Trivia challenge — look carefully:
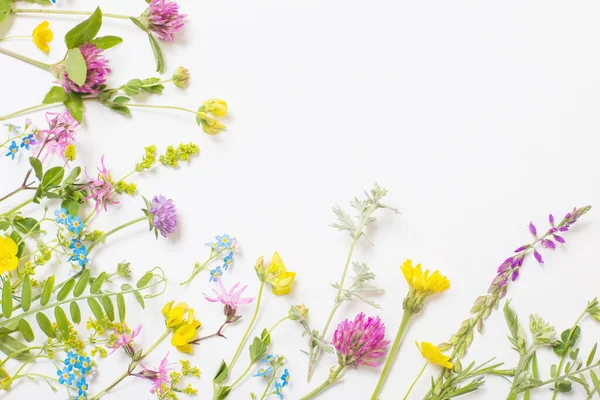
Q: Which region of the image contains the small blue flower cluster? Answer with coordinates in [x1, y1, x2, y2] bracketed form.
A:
[252, 355, 290, 399]
[3, 122, 36, 160]
[57, 351, 91, 400]
[55, 209, 88, 272]
[206, 234, 237, 283]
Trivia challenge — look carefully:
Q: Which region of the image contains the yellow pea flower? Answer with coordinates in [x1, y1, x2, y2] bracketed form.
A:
[416, 341, 453, 369]
[264, 252, 296, 296]
[162, 301, 189, 328]
[203, 99, 228, 116]
[401, 259, 449, 313]
[0, 236, 19, 274]
[197, 112, 226, 135]
[32, 21, 53, 53]
[171, 309, 201, 354]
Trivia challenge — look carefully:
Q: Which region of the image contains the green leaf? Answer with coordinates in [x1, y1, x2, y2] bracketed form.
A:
[215, 386, 232, 400]
[54, 306, 70, 337]
[591, 370, 600, 396]
[13, 217, 41, 235]
[65, 48, 88, 87]
[0, 221, 9, 231]
[249, 336, 268, 363]
[63, 166, 82, 186]
[89, 35, 123, 50]
[0, 335, 30, 361]
[57, 279, 76, 301]
[40, 276, 55, 306]
[531, 351, 539, 379]
[42, 166, 64, 189]
[65, 7, 103, 49]
[70, 302, 81, 324]
[2, 278, 13, 318]
[133, 290, 145, 309]
[116, 293, 126, 322]
[100, 100, 131, 116]
[29, 157, 43, 180]
[130, 17, 148, 32]
[9, 231, 24, 257]
[101, 296, 115, 321]
[90, 272, 107, 294]
[19, 320, 34, 342]
[61, 199, 80, 217]
[74, 269, 90, 297]
[87, 298, 104, 321]
[0, 0, 11, 24]
[213, 360, 228, 384]
[21, 275, 32, 312]
[42, 86, 68, 104]
[556, 380, 572, 393]
[147, 33, 165, 73]
[587, 343, 597, 367]
[36, 312, 56, 338]
[64, 92, 84, 123]
[136, 272, 153, 289]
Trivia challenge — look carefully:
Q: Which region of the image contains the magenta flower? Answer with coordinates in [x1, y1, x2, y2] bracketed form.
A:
[60, 43, 110, 95]
[144, 0, 186, 42]
[84, 155, 119, 212]
[138, 353, 172, 394]
[332, 312, 389, 368]
[204, 279, 254, 309]
[107, 324, 142, 357]
[38, 110, 79, 160]
[149, 195, 177, 237]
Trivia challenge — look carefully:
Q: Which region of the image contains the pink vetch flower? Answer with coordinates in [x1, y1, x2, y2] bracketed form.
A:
[84, 155, 119, 212]
[204, 278, 255, 309]
[38, 110, 79, 160]
[60, 43, 110, 95]
[138, 353, 173, 394]
[107, 324, 142, 357]
[143, 0, 186, 42]
[149, 195, 177, 237]
[332, 312, 389, 368]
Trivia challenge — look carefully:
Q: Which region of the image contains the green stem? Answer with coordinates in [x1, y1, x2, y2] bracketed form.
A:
[87, 216, 147, 252]
[370, 310, 414, 400]
[403, 362, 429, 400]
[300, 365, 345, 400]
[268, 316, 289, 335]
[0, 47, 52, 70]
[90, 329, 170, 400]
[507, 346, 536, 398]
[228, 281, 265, 370]
[180, 250, 224, 285]
[127, 103, 197, 114]
[0, 103, 55, 121]
[259, 369, 278, 400]
[1, 197, 32, 214]
[533, 361, 600, 389]
[0, 35, 30, 41]
[229, 362, 254, 389]
[12, 8, 131, 20]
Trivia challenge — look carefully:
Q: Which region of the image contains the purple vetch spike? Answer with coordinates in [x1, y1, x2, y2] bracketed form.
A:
[549, 214, 555, 226]
[514, 245, 529, 253]
[553, 234, 566, 244]
[542, 239, 556, 249]
[559, 226, 569, 232]
[528, 222, 537, 236]
[533, 248, 543, 264]
[511, 269, 519, 281]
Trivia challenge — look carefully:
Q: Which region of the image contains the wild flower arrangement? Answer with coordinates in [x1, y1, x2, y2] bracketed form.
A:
[0, 1, 596, 400]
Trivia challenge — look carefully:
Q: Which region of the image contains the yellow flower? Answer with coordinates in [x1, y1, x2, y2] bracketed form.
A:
[171, 309, 201, 354]
[401, 259, 449, 313]
[203, 99, 228, 116]
[197, 112, 226, 135]
[162, 301, 189, 328]
[32, 21, 53, 53]
[264, 252, 296, 295]
[416, 341, 453, 369]
[65, 144, 77, 161]
[0, 236, 19, 274]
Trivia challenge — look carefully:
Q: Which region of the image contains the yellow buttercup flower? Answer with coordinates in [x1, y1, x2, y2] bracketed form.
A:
[0, 236, 19, 274]
[32, 21, 53, 53]
[416, 341, 453, 369]
[203, 99, 228, 116]
[171, 309, 201, 354]
[401, 259, 449, 313]
[162, 301, 189, 328]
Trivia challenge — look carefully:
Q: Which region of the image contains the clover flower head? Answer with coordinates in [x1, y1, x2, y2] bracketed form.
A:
[84, 155, 119, 212]
[60, 43, 110, 95]
[204, 278, 254, 309]
[332, 312, 389, 368]
[144, 0, 186, 42]
[149, 195, 177, 237]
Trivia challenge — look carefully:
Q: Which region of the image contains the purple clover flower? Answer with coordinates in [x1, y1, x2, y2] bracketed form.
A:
[60, 43, 110, 95]
[149, 195, 177, 237]
[332, 312, 389, 368]
[144, 0, 186, 42]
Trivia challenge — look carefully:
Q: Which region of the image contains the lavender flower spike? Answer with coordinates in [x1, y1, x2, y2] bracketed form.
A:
[149, 195, 177, 237]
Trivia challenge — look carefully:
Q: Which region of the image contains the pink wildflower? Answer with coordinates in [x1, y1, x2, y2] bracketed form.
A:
[107, 324, 142, 358]
[60, 43, 110, 95]
[38, 110, 79, 160]
[144, 0, 186, 42]
[84, 155, 119, 212]
[332, 312, 389, 368]
[139, 353, 173, 394]
[204, 279, 254, 309]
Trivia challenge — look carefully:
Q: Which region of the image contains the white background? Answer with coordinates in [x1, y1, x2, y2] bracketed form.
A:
[1, 1, 599, 399]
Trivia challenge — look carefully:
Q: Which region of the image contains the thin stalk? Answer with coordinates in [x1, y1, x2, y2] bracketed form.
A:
[532, 361, 600, 389]
[268, 316, 289, 335]
[90, 329, 171, 400]
[259, 369, 278, 400]
[300, 365, 345, 400]
[551, 310, 587, 400]
[12, 8, 131, 20]
[127, 103, 197, 114]
[2, 198, 32, 215]
[0, 103, 56, 121]
[507, 346, 536, 398]
[87, 216, 147, 252]
[403, 362, 429, 400]
[229, 362, 254, 389]
[181, 250, 224, 285]
[0, 36, 30, 41]
[0, 47, 52, 70]
[370, 310, 414, 399]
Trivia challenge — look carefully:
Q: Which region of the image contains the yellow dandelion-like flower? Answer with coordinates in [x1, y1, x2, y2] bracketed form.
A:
[32, 21, 53, 53]
[416, 341, 453, 369]
[401, 259, 449, 313]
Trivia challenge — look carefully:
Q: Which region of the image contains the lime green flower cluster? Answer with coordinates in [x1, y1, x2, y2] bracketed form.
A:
[159, 359, 201, 399]
[65, 144, 77, 162]
[159, 143, 200, 168]
[115, 180, 138, 195]
[136, 145, 158, 172]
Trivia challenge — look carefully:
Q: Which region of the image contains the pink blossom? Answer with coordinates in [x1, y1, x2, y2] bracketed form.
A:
[332, 312, 389, 368]
[84, 155, 119, 212]
[145, 0, 186, 42]
[60, 43, 110, 95]
[139, 353, 173, 394]
[107, 324, 142, 357]
[204, 279, 254, 309]
[38, 110, 79, 160]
